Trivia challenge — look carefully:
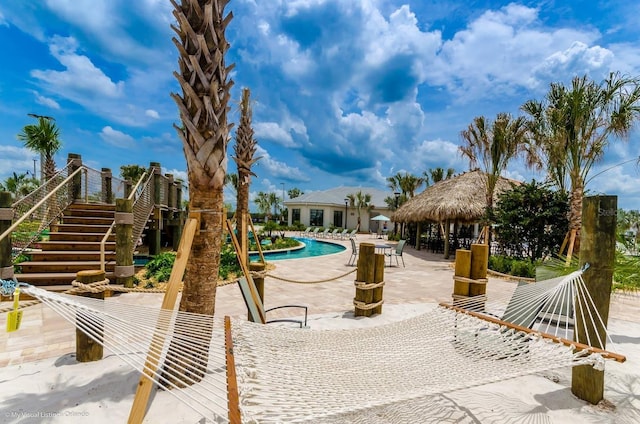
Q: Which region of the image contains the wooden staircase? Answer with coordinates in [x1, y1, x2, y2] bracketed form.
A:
[16, 203, 117, 292]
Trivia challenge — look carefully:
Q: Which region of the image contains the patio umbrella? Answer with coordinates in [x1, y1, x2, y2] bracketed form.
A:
[371, 215, 391, 221]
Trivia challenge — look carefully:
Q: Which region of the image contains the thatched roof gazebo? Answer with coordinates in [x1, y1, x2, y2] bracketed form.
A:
[392, 169, 519, 257]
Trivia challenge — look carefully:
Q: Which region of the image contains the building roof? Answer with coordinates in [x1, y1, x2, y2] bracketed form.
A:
[392, 169, 520, 223]
[285, 186, 391, 209]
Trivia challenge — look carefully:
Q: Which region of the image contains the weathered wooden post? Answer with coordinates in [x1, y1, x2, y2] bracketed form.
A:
[443, 219, 451, 259]
[249, 262, 266, 321]
[354, 243, 385, 317]
[452, 249, 471, 307]
[115, 198, 135, 288]
[75, 270, 105, 362]
[68, 153, 83, 202]
[572, 195, 617, 404]
[0, 192, 14, 282]
[469, 243, 489, 311]
[101, 168, 113, 204]
[148, 162, 162, 256]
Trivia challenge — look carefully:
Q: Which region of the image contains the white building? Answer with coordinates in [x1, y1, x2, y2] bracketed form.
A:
[284, 186, 393, 232]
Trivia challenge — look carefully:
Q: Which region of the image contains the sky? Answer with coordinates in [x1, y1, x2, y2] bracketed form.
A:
[1, 0, 640, 210]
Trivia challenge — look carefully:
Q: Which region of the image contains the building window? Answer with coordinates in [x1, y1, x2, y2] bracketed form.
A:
[310, 209, 324, 226]
[292, 208, 301, 224]
[333, 210, 343, 228]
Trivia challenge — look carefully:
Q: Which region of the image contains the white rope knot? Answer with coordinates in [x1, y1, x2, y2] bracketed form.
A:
[353, 298, 384, 310]
[354, 280, 385, 290]
[71, 278, 110, 293]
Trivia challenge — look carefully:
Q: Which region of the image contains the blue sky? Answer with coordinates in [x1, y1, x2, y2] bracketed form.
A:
[1, 0, 640, 210]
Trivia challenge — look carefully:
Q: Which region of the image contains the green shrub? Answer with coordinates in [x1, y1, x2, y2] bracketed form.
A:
[220, 244, 241, 280]
[489, 255, 536, 278]
[145, 252, 176, 282]
[509, 259, 536, 278]
[13, 253, 31, 272]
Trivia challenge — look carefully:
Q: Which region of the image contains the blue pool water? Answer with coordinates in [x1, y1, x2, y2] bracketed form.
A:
[250, 237, 345, 261]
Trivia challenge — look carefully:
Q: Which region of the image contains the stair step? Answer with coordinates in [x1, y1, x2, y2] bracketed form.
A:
[52, 224, 112, 233]
[38, 241, 116, 251]
[29, 251, 116, 262]
[64, 209, 115, 218]
[18, 261, 116, 273]
[62, 216, 114, 225]
[49, 232, 116, 242]
[67, 202, 115, 211]
[14, 272, 115, 286]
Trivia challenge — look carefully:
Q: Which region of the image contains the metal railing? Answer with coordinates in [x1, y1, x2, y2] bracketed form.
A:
[2, 165, 84, 257]
[131, 170, 155, 254]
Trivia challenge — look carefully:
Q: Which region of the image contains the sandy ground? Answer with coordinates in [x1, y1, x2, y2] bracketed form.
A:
[1, 236, 639, 423]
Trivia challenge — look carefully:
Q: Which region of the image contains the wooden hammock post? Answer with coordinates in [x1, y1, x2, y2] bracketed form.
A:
[75, 270, 105, 362]
[572, 195, 617, 405]
[354, 243, 384, 317]
[443, 219, 451, 259]
[128, 215, 199, 424]
[148, 162, 162, 256]
[115, 198, 135, 288]
[248, 261, 266, 321]
[469, 244, 488, 297]
[452, 249, 471, 307]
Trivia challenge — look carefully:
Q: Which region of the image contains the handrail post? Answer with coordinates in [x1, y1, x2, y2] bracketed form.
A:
[68, 153, 83, 203]
[0, 192, 14, 282]
[115, 199, 135, 288]
[102, 168, 113, 204]
[166, 174, 175, 210]
[148, 162, 162, 256]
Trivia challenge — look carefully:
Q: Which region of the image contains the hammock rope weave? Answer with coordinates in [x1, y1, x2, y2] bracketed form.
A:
[1, 269, 622, 423]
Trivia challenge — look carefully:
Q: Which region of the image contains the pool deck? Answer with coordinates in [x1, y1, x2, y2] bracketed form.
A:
[1, 232, 639, 367]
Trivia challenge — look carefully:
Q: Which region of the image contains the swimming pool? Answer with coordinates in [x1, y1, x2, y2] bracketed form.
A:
[250, 237, 345, 261]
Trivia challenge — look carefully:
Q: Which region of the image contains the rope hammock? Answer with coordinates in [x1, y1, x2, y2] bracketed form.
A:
[1, 268, 624, 423]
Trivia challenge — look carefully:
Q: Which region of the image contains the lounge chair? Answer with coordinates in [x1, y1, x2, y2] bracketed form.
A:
[385, 239, 406, 267]
[319, 228, 330, 238]
[300, 227, 312, 236]
[237, 276, 308, 327]
[329, 228, 340, 238]
[348, 238, 359, 266]
[348, 229, 357, 239]
[337, 229, 349, 239]
[310, 228, 320, 237]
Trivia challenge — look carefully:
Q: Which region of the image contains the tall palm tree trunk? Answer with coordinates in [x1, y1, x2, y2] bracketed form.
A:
[162, 0, 234, 385]
[568, 180, 584, 251]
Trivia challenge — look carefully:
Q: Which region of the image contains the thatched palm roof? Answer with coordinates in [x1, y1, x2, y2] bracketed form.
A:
[392, 169, 519, 223]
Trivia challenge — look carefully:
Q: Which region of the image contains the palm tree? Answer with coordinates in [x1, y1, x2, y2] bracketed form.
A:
[386, 172, 425, 198]
[288, 187, 304, 199]
[224, 172, 239, 197]
[0, 172, 40, 201]
[254, 191, 272, 218]
[170, 0, 234, 319]
[346, 190, 373, 231]
[17, 115, 62, 182]
[424, 167, 455, 185]
[232, 88, 261, 250]
[120, 164, 147, 183]
[460, 113, 527, 215]
[522, 73, 640, 241]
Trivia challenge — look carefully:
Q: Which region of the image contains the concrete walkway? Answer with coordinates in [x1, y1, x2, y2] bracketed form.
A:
[1, 234, 639, 367]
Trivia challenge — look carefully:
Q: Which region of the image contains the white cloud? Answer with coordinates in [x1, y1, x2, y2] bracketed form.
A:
[99, 126, 135, 148]
[145, 109, 160, 119]
[0, 146, 37, 181]
[253, 146, 309, 182]
[32, 91, 60, 109]
[31, 36, 124, 99]
[429, 4, 606, 98]
[254, 122, 295, 147]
